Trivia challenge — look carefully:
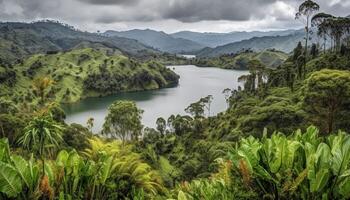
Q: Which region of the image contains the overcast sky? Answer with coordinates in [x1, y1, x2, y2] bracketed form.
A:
[0, 0, 349, 33]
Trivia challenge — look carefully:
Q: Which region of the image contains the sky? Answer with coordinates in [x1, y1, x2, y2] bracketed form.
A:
[0, 0, 349, 33]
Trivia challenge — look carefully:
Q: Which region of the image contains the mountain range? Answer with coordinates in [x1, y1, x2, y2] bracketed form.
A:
[0, 20, 306, 65]
[171, 29, 302, 48]
[104, 29, 205, 54]
[0, 21, 157, 65]
[104, 28, 305, 57]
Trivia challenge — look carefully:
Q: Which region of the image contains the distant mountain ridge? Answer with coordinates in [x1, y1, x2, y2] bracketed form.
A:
[196, 31, 305, 57]
[104, 29, 205, 54]
[171, 29, 303, 48]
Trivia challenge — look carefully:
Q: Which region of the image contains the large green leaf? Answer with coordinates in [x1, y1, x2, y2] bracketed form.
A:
[0, 161, 23, 197]
[310, 168, 330, 192]
[10, 155, 31, 189]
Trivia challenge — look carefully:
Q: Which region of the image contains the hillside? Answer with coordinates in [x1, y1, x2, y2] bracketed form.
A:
[0, 21, 157, 65]
[172, 29, 302, 48]
[0, 48, 179, 104]
[104, 29, 205, 53]
[193, 50, 288, 69]
[197, 31, 304, 57]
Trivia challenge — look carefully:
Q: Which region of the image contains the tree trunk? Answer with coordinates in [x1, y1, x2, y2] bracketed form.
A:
[327, 102, 336, 134]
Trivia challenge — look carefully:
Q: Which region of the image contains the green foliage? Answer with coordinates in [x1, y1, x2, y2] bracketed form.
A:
[194, 50, 288, 70]
[0, 97, 18, 114]
[62, 123, 91, 151]
[18, 114, 63, 159]
[2, 48, 179, 104]
[0, 114, 25, 146]
[103, 100, 144, 142]
[303, 69, 350, 133]
[156, 117, 167, 135]
[229, 126, 350, 199]
[170, 159, 257, 200]
[0, 136, 165, 199]
[184, 96, 213, 119]
[0, 21, 157, 65]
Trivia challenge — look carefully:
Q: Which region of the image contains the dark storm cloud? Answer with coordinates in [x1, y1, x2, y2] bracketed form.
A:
[0, 0, 349, 32]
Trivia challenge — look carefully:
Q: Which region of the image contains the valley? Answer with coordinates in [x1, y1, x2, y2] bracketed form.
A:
[0, 0, 350, 199]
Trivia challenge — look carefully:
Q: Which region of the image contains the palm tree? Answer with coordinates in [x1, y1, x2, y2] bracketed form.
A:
[18, 114, 63, 175]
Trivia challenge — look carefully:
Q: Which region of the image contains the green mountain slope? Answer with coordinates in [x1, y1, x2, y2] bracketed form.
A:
[0, 21, 157, 65]
[193, 50, 288, 69]
[0, 48, 179, 104]
[104, 29, 205, 53]
[196, 32, 304, 57]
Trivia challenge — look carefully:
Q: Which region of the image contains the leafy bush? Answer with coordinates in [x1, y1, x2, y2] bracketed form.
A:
[229, 126, 350, 199]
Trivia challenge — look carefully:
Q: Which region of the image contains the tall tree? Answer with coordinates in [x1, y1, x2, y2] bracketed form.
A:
[292, 42, 305, 78]
[156, 117, 166, 135]
[311, 12, 334, 53]
[185, 101, 205, 118]
[310, 43, 319, 58]
[103, 101, 143, 143]
[87, 117, 94, 132]
[222, 88, 232, 108]
[200, 95, 213, 117]
[296, 0, 320, 59]
[303, 69, 350, 134]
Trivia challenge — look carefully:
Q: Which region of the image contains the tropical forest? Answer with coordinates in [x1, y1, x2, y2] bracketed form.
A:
[0, 0, 350, 199]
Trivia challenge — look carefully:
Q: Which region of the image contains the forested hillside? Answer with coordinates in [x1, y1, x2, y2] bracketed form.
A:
[196, 31, 304, 57]
[0, 21, 158, 66]
[193, 49, 288, 69]
[0, 48, 179, 104]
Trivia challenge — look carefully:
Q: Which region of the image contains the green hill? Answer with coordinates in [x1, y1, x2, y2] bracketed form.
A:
[0, 21, 158, 66]
[193, 50, 289, 69]
[0, 48, 179, 104]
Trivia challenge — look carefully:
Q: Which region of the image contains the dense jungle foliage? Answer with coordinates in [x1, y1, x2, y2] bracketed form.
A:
[0, 0, 350, 199]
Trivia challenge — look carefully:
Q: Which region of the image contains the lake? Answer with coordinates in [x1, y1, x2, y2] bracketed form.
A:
[64, 65, 248, 133]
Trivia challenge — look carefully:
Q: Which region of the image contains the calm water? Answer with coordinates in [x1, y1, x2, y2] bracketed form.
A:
[64, 65, 248, 133]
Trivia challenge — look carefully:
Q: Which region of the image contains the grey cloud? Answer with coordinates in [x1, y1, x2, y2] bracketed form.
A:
[78, 0, 139, 6]
[159, 0, 278, 22]
[0, 0, 349, 32]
